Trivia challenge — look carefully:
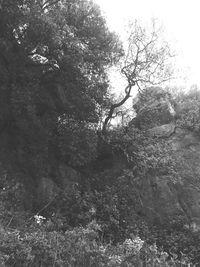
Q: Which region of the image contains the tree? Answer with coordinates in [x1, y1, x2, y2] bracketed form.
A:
[0, 0, 123, 206]
[102, 19, 174, 134]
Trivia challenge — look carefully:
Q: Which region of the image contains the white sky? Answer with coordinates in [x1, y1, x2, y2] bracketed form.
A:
[95, 0, 200, 92]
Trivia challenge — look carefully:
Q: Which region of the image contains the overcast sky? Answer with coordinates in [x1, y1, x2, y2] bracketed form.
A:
[95, 0, 200, 91]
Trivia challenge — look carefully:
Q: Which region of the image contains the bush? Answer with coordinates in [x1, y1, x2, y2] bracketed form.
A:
[0, 219, 191, 267]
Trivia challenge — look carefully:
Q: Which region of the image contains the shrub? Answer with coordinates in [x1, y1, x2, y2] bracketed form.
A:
[0, 219, 191, 266]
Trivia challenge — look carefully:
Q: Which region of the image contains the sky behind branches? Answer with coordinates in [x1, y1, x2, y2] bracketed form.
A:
[95, 0, 200, 91]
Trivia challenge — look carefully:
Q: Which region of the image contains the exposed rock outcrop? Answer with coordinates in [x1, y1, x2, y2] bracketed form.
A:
[130, 87, 200, 226]
[36, 166, 80, 208]
[131, 87, 176, 130]
[147, 123, 176, 138]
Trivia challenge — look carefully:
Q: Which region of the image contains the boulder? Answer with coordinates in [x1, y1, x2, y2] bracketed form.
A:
[131, 87, 176, 130]
[147, 123, 176, 138]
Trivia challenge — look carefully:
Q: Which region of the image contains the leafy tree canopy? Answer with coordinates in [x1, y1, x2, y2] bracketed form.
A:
[0, 0, 123, 186]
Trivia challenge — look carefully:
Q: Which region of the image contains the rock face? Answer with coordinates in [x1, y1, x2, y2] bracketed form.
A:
[36, 166, 80, 207]
[36, 165, 80, 208]
[147, 123, 176, 138]
[132, 87, 176, 130]
[131, 87, 200, 226]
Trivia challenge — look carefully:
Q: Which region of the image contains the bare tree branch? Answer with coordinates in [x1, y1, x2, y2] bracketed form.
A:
[102, 83, 134, 134]
[41, 0, 60, 11]
[102, 19, 174, 135]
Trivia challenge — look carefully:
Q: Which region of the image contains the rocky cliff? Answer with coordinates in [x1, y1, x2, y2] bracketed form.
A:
[131, 87, 200, 228]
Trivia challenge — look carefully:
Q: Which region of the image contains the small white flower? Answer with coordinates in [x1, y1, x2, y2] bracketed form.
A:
[89, 207, 96, 215]
[34, 214, 46, 224]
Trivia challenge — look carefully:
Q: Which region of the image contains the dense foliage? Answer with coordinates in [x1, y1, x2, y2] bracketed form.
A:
[0, 219, 190, 267]
[1, 1, 200, 266]
[0, 0, 122, 203]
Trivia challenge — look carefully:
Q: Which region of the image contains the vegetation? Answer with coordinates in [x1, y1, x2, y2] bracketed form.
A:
[0, 0, 200, 266]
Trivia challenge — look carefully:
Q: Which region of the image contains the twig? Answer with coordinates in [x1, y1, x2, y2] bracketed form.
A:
[7, 216, 14, 228]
